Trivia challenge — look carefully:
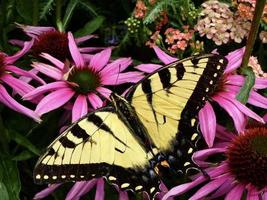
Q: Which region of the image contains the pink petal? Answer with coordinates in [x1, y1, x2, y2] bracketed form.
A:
[189, 176, 229, 200]
[1, 73, 34, 96]
[224, 47, 245, 74]
[68, 32, 85, 67]
[32, 62, 63, 80]
[254, 77, 267, 89]
[212, 95, 245, 133]
[198, 102, 216, 147]
[216, 125, 235, 142]
[82, 54, 94, 62]
[100, 57, 132, 77]
[209, 178, 234, 199]
[72, 95, 88, 122]
[192, 148, 226, 167]
[101, 71, 144, 85]
[0, 85, 41, 122]
[119, 190, 129, 200]
[79, 47, 106, 53]
[75, 34, 97, 44]
[5, 39, 34, 64]
[248, 90, 267, 109]
[66, 180, 97, 200]
[9, 39, 25, 47]
[23, 81, 67, 100]
[40, 53, 64, 70]
[94, 178, 105, 200]
[36, 88, 75, 116]
[135, 63, 162, 73]
[33, 184, 61, 199]
[264, 113, 267, 122]
[227, 75, 267, 89]
[88, 93, 103, 109]
[247, 187, 260, 200]
[89, 48, 112, 71]
[225, 184, 245, 200]
[96, 87, 112, 99]
[219, 92, 265, 123]
[153, 46, 177, 65]
[17, 23, 55, 38]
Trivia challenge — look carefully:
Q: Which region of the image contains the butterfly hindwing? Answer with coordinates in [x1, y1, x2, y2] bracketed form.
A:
[34, 107, 160, 195]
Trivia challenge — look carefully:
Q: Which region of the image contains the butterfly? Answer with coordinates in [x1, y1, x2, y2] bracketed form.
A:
[34, 54, 227, 198]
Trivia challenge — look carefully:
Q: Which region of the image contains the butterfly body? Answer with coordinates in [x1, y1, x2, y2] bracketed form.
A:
[34, 54, 228, 197]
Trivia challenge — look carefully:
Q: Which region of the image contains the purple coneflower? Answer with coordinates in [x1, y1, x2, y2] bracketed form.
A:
[136, 46, 265, 147]
[163, 122, 267, 200]
[23, 32, 143, 122]
[0, 41, 41, 122]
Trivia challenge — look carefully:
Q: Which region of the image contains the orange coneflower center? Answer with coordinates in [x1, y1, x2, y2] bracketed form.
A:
[226, 125, 267, 189]
[67, 68, 101, 94]
[32, 31, 70, 61]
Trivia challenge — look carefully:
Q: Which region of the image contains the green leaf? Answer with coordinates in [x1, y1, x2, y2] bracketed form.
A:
[74, 15, 105, 37]
[0, 157, 20, 200]
[40, 0, 54, 19]
[16, 0, 34, 23]
[9, 129, 40, 156]
[0, 182, 9, 200]
[236, 67, 256, 104]
[79, 1, 98, 16]
[62, 0, 79, 29]
[12, 150, 35, 161]
[0, 115, 9, 154]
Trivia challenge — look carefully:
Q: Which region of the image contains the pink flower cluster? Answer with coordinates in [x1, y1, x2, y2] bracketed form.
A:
[134, 0, 147, 19]
[164, 26, 194, 53]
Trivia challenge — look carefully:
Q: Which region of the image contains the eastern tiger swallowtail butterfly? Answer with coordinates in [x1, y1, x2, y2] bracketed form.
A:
[34, 54, 227, 197]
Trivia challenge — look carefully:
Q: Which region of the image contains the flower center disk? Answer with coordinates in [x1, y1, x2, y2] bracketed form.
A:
[67, 68, 101, 94]
[32, 31, 70, 61]
[226, 126, 267, 189]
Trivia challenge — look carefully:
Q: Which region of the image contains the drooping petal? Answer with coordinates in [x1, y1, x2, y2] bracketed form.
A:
[119, 190, 129, 200]
[192, 148, 226, 167]
[72, 95, 88, 122]
[17, 23, 55, 38]
[79, 47, 106, 53]
[224, 47, 245, 74]
[66, 180, 97, 200]
[0, 85, 41, 122]
[40, 53, 65, 70]
[88, 93, 103, 109]
[101, 72, 144, 85]
[209, 178, 234, 199]
[5, 40, 34, 64]
[216, 125, 235, 142]
[23, 81, 68, 100]
[254, 77, 267, 89]
[94, 178, 105, 200]
[36, 88, 75, 116]
[100, 57, 132, 77]
[189, 175, 229, 200]
[248, 90, 267, 109]
[5, 65, 45, 85]
[9, 39, 25, 47]
[32, 62, 63, 80]
[212, 95, 246, 133]
[198, 102, 216, 147]
[33, 184, 61, 199]
[0, 73, 34, 96]
[153, 46, 177, 65]
[96, 87, 112, 99]
[68, 32, 85, 67]
[75, 34, 97, 44]
[89, 48, 112, 72]
[135, 63, 162, 73]
[225, 184, 245, 200]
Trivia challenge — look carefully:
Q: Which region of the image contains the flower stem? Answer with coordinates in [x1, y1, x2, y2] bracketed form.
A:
[241, 0, 266, 68]
[56, 0, 64, 32]
[32, 0, 39, 25]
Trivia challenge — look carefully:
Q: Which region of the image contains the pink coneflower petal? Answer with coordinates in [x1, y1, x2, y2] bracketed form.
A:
[119, 190, 129, 200]
[254, 77, 267, 89]
[248, 90, 267, 109]
[227, 75, 266, 90]
[135, 63, 162, 73]
[263, 113, 267, 122]
[224, 47, 245, 74]
[216, 125, 235, 141]
[153, 46, 177, 64]
[0, 85, 41, 122]
[66, 180, 97, 200]
[17, 23, 55, 38]
[9, 39, 25, 47]
[40, 53, 64, 70]
[79, 47, 106, 53]
[89, 48, 112, 72]
[209, 179, 233, 199]
[5, 65, 45, 85]
[33, 184, 61, 199]
[101, 71, 144, 85]
[198, 101, 216, 147]
[193, 148, 226, 167]
[1, 73, 34, 96]
[32, 62, 62, 80]
[189, 175, 229, 200]
[5, 40, 34, 64]
[247, 186, 260, 200]
[88, 93, 103, 109]
[100, 57, 132, 77]
[72, 95, 88, 122]
[36, 88, 75, 116]
[95, 178, 105, 200]
[225, 184, 245, 200]
[75, 34, 97, 44]
[23, 81, 67, 100]
[68, 32, 85, 67]
[212, 95, 245, 133]
[219, 92, 264, 123]
[96, 87, 112, 99]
